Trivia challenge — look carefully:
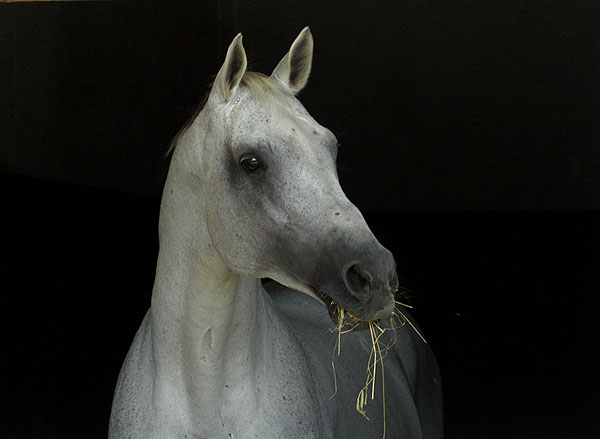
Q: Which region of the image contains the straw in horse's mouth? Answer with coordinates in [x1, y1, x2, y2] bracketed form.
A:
[318, 290, 372, 330]
[328, 295, 427, 439]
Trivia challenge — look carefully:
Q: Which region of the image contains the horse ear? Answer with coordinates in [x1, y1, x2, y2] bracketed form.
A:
[213, 33, 248, 102]
[271, 27, 313, 95]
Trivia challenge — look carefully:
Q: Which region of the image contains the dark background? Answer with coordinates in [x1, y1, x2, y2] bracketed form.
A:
[2, 1, 599, 438]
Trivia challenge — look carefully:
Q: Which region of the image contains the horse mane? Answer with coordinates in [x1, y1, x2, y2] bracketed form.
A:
[165, 71, 284, 157]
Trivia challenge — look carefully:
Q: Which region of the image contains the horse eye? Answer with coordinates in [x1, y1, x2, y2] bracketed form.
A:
[240, 154, 261, 172]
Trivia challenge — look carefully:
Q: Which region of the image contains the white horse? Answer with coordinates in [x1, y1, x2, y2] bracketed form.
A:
[109, 28, 442, 439]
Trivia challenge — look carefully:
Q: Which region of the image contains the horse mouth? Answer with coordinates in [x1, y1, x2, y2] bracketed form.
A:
[317, 290, 372, 332]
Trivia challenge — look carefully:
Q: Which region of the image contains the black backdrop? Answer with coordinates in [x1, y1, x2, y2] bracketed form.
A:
[2, 2, 599, 438]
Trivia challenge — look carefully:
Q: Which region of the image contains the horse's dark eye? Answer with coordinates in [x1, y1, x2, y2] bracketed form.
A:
[240, 154, 261, 172]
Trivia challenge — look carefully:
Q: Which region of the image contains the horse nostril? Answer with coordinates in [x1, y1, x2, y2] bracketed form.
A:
[343, 264, 372, 300]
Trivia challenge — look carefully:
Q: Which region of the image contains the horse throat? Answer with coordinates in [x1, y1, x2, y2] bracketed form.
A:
[148, 150, 324, 435]
[150, 151, 258, 398]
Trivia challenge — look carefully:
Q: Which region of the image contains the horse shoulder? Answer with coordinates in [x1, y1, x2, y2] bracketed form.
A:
[390, 313, 443, 438]
[268, 283, 443, 438]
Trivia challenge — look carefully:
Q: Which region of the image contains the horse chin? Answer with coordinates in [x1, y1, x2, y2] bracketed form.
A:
[317, 291, 373, 332]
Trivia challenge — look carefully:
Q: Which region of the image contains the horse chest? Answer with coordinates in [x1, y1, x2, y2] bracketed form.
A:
[217, 304, 329, 437]
[217, 356, 327, 438]
[187, 297, 330, 438]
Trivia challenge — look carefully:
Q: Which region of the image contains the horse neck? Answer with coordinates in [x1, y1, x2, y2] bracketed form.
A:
[149, 123, 279, 413]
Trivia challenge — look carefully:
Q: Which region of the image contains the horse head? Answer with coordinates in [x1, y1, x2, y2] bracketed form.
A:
[197, 28, 398, 325]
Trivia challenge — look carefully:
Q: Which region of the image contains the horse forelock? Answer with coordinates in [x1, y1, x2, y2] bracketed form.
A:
[239, 71, 287, 99]
[166, 71, 289, 157]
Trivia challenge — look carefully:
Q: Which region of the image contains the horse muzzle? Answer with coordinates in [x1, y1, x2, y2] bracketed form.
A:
[314, 246, 399, 327]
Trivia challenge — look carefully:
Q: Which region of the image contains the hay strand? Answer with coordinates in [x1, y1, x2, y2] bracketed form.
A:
[329, 298, 426, 439]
